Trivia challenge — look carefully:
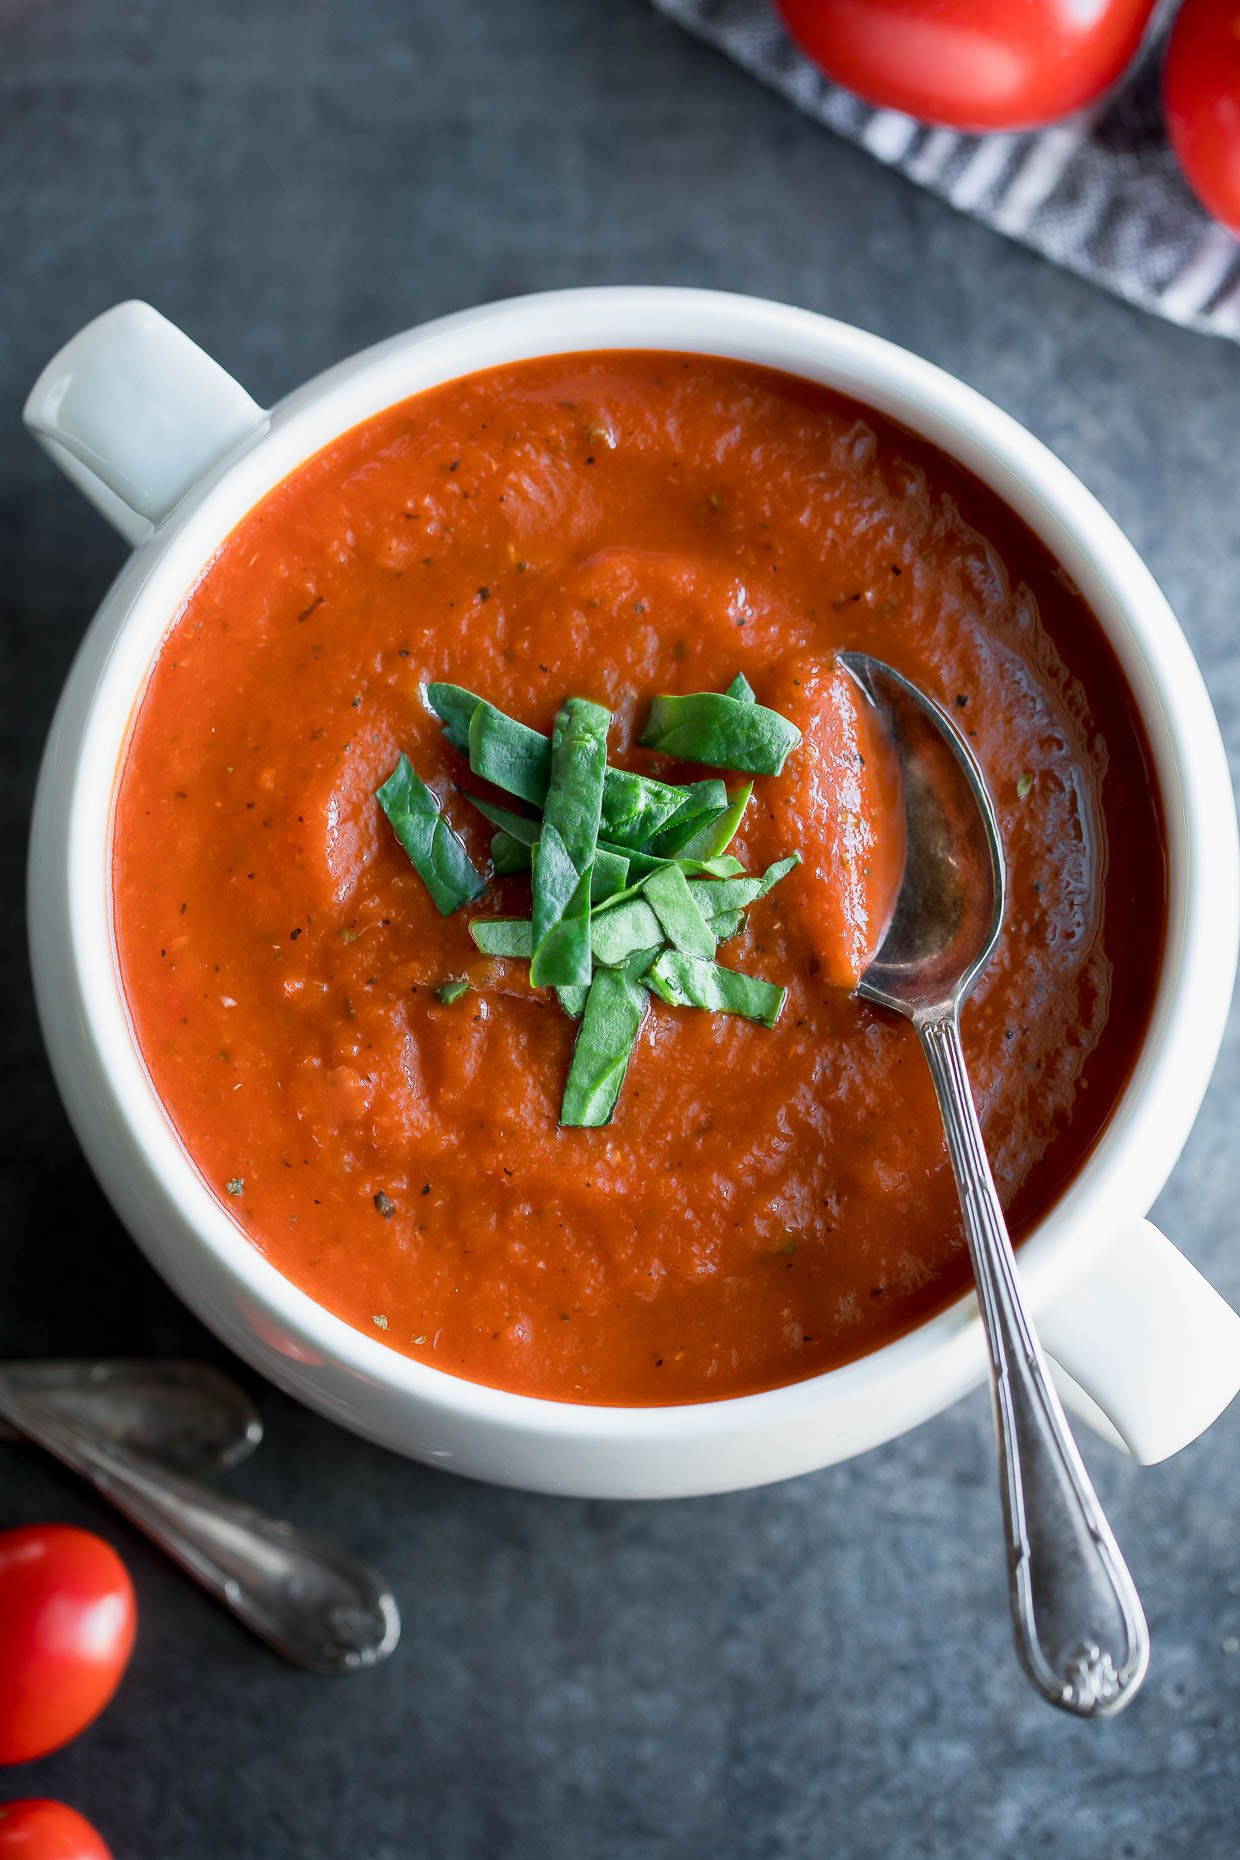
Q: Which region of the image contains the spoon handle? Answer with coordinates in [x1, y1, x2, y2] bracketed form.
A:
[920, 1014, 1149, 1716]
[0, 1381, 399, 1675]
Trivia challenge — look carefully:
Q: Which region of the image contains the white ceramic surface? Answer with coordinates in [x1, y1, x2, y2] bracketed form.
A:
[24, 290, 1240, 1497]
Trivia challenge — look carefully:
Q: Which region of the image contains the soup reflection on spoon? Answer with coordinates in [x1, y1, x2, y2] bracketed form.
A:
[822, 650, 1149, 1719]
[765, 652, 906, 990]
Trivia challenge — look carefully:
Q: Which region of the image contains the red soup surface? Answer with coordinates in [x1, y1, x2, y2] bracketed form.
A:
[112, 353, 1166, 1405]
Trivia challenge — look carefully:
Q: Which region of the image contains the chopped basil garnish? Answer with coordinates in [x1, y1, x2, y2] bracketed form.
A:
[470, 918, 534, 958]
[396, 681, 808, 1128]
[466, 795, 540, 844]
[672, 782, 751, 862]
[531, 834, 592, 978]
[460, 796, 541, 875]
[469, 700, 552, 806]
[559, 968, 648, 1127]
[711, 908, 746, 943]
[529, 698, 610, 988]
[644, 951, 787, 1028]
[376, 754, 487, 916]
[491, 830, 532, 876]
[591, 897, 664, 968]
[424, 682, 483, 753]
[596, 765, 687, 850]
[688, 854, 800, 921]
[590, 846, 631, 904]
[644, 779, 730, 857]
[643, 863, 717, 960]
[640, 689, 801, 776]
[433, 687, 699, 848]
[611, 843, 745, 881]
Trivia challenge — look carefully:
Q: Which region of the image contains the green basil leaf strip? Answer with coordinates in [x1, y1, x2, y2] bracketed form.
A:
[491, 830, 532, 876]
[590, 898, 664, 968]
[672, 782, 752, 862]
[687, 878, 760, 919]
[757, 850, 801, 892]
[605, 842, 744, 882]
[376, 755, 487, 917]
[469, 701, 553, 806]
[644, 779, 730, 858]
[529, 828, 593, 985]
[589, 858, 690, 919]
[597, 840, 667, 881]
[530, 698, 610, 986]
[621, 943, 666, 980]
[644, 951, 787, 1028]
[586, 875, 655, 920]
[435, 978, 471, 1005]
[475, 851, 632, 926]
[443, 690, 692, 846]
[469, 918, 534, 959]
[424, 682, 483, 753]
[559, 968, 648, 1127]
[640, 692, 802, 777]
[688, 853, 801, 921]
[658, 806, 726, 862]
[711, 909, 745, 944]
[592, 851, 744, 908]
[726, 672, 756, 703]
[596, 765, 688, 850]
[465, 794, 540, 845]
[590, 847, 630, 905]
[642, 863, 717, 960]
[555, 985, 590, 1020]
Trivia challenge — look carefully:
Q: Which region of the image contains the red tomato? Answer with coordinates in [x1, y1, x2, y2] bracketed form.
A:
[0, 1801, 112, 1860]
[773, 0, 1158, 131]
[1164, 0, 1240, 235]
[0, 1528, 136, 1766]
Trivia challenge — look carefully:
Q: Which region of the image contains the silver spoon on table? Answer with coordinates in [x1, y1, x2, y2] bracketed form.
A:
[840, 651, 1149, 1717]
[0, 1359, 263, 1476]
[0, 1360, 400, 1675]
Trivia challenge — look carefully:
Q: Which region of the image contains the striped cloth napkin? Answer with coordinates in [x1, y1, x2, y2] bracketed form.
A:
[653, 0, 1240, 341]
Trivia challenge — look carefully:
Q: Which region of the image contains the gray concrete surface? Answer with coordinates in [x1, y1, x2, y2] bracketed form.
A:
[2, 3, 1239, 1856]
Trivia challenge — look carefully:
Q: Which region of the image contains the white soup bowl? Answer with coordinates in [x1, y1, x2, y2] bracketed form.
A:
[24, 290, 1240, 1496]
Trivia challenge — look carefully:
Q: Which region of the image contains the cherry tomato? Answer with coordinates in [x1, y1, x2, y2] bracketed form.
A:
[0, 1528, 136, 1766]
[1164, 0, 1240, 235]
[773, 0, 1158, 131]
[0, 1801, 112, 1860]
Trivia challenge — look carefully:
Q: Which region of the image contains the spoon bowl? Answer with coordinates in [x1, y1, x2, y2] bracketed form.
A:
[0, 1358, 263, 1476]
[839, 651, 1003, 1019]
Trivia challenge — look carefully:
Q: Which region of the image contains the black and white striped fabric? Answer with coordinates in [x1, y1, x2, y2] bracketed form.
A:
[653, 0, 1240, 341]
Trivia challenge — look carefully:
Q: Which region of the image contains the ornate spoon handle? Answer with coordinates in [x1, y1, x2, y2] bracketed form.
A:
[920, 1014, 1149, 1716]
[0, 1381, 399, 1675]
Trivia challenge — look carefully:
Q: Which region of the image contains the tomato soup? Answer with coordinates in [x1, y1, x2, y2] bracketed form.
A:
[111, 354, 1166, 1405]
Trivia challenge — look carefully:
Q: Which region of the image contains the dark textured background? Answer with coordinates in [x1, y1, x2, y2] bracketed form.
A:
[3, 4, 1239, 1856]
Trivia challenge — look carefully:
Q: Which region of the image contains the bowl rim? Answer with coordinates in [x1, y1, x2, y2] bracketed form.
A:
[33, 284, 1240, 1449]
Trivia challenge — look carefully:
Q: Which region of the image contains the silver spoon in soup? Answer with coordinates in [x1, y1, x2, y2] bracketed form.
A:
[834, 650, 1149, 1718]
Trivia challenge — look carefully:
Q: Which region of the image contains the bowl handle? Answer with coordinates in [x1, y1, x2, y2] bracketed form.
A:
[1037, 1219, 1240, 1464]
[23, 301, 266, 547]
